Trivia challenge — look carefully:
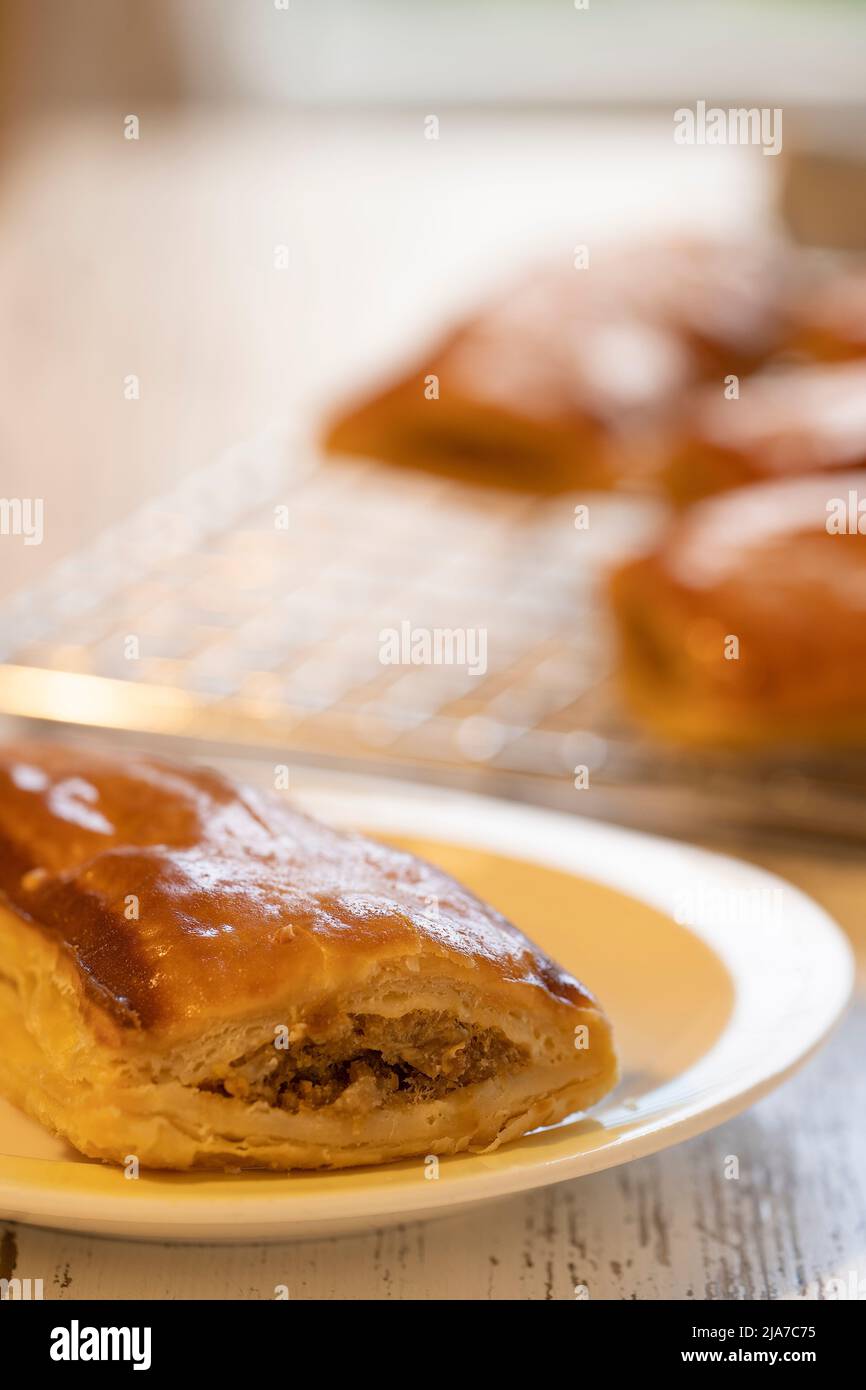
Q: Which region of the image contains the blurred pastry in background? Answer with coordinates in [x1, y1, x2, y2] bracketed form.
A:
[788, 262, 866, 361]
[609, 472, 866, 747]
[661, 361, 866, 505]
[628, 237, 802, 377]
[326, 272, 667, 493]
[324, 239, 801, 494]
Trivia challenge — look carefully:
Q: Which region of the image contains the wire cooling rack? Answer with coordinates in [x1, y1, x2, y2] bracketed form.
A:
[1, 427, 865, 845]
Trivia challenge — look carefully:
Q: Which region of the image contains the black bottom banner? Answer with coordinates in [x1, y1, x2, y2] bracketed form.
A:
[1, 1295, 858, 1374]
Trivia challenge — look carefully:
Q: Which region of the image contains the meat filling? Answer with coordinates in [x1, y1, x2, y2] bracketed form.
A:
[201, 1011, 527, 1113]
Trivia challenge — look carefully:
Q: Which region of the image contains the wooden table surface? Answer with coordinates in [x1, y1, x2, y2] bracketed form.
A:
[0, 113, 863, 1300]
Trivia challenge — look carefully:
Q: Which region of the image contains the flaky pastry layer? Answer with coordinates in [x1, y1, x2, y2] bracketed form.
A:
[0, 745, 617, 1169]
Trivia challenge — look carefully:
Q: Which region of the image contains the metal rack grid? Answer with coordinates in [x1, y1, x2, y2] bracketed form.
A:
[2, 427, 864, 845]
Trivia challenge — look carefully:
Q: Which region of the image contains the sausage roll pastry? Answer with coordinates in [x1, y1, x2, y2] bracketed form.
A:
[789, 263, 866, 362]
[662, 361, 866, 504]
[609, 472, 866, 746]
[324, 240, 798, 493]
[0, 744, 617, 1170]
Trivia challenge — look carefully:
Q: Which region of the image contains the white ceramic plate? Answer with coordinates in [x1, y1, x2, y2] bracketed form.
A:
[0, 776, 853, 1242]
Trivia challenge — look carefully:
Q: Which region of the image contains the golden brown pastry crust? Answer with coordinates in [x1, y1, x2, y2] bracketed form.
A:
[0, 744, 617, 1169]
[609, 472, 866, 746]
[662, 362, 866, 504]
[324, 240, 799, 494]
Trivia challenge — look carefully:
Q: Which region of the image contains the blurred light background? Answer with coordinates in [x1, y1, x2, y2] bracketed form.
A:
[0, 0, 865, 844]
[2, 0, 866, 111]
[4, 0, 863, 592]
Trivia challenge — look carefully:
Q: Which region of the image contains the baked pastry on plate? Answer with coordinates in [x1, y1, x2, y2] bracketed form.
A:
[0, 744, 617, 1170]
[324, 240, 799, 493]
[662, 361, 866, 504]
[609, 472, 866, 746]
